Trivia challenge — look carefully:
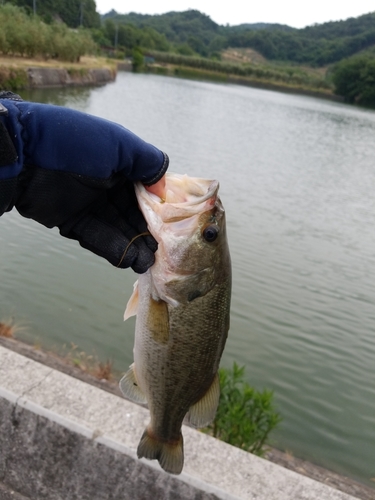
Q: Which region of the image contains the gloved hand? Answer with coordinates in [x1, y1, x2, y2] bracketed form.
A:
[0, 92, 169, 273]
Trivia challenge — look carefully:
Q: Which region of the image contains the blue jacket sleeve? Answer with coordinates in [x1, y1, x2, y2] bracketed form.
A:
[0, 99, 168, 184]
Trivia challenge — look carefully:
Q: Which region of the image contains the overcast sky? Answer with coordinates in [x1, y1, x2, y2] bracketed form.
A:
[94, 1, 375, 28]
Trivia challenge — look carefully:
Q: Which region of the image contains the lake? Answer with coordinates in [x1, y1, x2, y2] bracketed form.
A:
[1, 73, 375, 487]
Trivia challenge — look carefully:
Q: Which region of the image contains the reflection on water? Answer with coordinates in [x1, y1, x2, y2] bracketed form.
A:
[22, 86, 93, 109]
[1, 73, 375, 487]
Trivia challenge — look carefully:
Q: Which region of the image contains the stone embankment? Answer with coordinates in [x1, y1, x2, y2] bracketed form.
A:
[0, 59, 117, 90]
[26, 66, 116, 88]
[1, 339, 372, 500]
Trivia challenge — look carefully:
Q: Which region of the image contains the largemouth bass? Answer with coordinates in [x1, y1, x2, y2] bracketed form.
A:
[119, 173, 231, 475]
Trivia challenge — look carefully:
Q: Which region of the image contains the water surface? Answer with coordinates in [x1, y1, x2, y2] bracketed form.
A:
[1, 73, 375, 486]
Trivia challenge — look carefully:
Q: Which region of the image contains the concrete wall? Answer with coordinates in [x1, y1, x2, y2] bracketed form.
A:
[0, 346, 358, 500]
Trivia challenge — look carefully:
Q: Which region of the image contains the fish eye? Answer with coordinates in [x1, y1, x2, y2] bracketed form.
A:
[203, 225, 219, 243]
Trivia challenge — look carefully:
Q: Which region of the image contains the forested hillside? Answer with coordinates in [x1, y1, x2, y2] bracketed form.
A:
[103, 9, 375, 65]
[102, 10, 222, 57]
[6, 0, 100, 28]
[101, 7, 375, 105]
[3, 1, 375, 66]
[102, 10, 299, 58]
[226, 13, 375, 65]
[1, 1, 375, 105]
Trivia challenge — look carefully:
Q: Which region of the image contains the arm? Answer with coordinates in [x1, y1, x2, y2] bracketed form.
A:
[0, 92, 169, 273]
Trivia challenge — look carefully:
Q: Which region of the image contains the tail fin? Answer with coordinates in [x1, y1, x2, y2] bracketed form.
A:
[137, 428, 184, 475]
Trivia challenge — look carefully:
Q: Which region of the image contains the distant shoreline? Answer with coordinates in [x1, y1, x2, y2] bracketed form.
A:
[138, 63, 344, 103]
[0, 55, 343, 104]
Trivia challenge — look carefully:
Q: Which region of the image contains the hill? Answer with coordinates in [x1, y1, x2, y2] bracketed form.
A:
[227, 23, 295, 32]
[5, 3, 375, 66]
[2, 2, 375, 105]
[102, 9, 221, 57]
[227, 12, 375, 65]
[102, 8, 375, 65]
[100, 8, 375, 105]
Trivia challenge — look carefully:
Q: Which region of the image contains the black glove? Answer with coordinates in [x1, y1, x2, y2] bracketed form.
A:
[0, 93, 169, 273]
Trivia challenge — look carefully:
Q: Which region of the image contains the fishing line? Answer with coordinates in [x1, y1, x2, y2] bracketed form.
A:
[117, 232, 151, 267]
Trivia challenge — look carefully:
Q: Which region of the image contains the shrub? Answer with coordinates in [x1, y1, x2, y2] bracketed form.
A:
[0, 66, 28, 90]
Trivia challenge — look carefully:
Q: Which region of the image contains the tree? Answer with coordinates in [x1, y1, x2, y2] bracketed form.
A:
[7, 0, 100, 28]
[132, 46, 143, 71]
[332, 55, 375, 106]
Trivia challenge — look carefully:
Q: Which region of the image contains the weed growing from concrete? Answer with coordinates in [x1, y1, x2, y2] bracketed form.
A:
[64, 343, 114, 381]
[0, 318, 26, 338]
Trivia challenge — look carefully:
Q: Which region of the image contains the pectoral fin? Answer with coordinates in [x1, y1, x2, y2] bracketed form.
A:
[147, 297, 169, 344]
[185, 372, 220, 428]
[119, 363, 147, 405]
[124, 280, 139, 320]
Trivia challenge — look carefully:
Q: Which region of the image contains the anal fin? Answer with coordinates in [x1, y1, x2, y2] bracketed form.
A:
[185, 372, 220, 428]
[119, 363, 147, 405]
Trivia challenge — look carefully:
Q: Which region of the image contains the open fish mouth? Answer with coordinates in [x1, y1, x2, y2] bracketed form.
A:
[135, 174, 220, 228]
[147, 174, 219, 205]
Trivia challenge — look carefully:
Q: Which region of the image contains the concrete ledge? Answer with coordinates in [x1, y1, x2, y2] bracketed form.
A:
[0, 346, 358, 500]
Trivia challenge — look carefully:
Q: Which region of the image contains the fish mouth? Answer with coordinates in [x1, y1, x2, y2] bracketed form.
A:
[171, 179, 219, 207]
[135, 173, 221, 231]
[137, 174, 219, 207]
